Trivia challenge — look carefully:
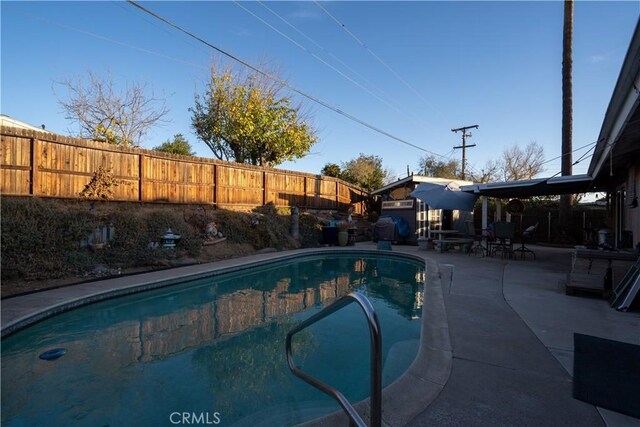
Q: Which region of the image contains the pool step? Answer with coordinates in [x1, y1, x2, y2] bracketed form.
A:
[382, 339, 420, 384]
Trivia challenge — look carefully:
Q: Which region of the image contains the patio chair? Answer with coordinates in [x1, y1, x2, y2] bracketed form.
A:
[491, 222, 516, 259]
[465, 220, 487, 256]
[513, 222, 538, 260]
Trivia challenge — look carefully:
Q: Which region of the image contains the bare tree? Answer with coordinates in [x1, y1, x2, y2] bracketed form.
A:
[500, 141, 545, 181]
[471, 159, 500, 183]
[55, 71, 169, 147]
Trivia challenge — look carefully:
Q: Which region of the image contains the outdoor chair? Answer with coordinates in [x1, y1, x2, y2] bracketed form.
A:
[491, 222, 516, 259]
[465, 220, 487, 257]
[513, 222, 538, 260]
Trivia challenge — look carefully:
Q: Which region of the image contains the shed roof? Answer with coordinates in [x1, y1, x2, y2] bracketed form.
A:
[371, 175, 473, 196]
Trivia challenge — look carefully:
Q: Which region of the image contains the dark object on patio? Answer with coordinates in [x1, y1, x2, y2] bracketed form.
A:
[513, 222, 538, 260]
[373, 215, 410, 244]
[573, 333, 640, 418]
[373, 217, 395, 242]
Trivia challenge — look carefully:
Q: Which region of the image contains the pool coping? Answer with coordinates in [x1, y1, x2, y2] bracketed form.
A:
[0, 246, 451, 427]
[2, 247, 351, 337]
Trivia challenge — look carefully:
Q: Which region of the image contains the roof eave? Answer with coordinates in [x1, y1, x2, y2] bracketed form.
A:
[589, 19, 640, 179]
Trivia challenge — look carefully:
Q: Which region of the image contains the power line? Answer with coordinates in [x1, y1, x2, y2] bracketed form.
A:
[233, 1, 413, 120]
[112, 1, 211, 58]
[314, 1, 440, 116]
[539, 140, 598, 166]
[126, 0, 447, 157]
[255, 1, 433, 132]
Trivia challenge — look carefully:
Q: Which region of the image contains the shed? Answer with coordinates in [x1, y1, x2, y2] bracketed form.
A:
[371, 175, 474, 244]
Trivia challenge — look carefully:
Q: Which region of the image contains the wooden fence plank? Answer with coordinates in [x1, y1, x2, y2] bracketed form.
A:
[0, 126, 366, 211]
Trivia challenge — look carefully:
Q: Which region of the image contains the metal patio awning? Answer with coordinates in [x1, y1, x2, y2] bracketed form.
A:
[460, 174, 594, 199]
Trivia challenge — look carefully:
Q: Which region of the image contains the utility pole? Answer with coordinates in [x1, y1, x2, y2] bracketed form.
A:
[452, 125, 478, 180]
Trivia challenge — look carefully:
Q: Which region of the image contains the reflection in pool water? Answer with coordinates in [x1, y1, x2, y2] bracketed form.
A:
[2, 254, 425, 426]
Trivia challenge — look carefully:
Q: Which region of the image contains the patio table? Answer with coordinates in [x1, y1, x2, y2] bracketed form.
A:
[431, 230, 464, 253]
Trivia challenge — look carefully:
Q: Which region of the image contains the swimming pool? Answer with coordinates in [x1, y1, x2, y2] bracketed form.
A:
[1, 253, 425, 426]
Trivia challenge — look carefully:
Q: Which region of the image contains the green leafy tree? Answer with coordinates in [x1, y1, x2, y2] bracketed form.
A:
[321, 163, 342, 179]
[153, 134, 195, 156]
[341, 154, 389, 192]
[418, 155, 461, 179]
[190, 66, 317, 167]
[322, 156, 389, 191]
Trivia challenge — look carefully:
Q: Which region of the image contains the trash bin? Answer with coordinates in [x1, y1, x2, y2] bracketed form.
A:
[322, 226, 338, 246]
[598, 229, 612, 247]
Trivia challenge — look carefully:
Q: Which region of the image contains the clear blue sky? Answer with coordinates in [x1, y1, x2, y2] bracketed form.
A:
[2, 1, 638, 182]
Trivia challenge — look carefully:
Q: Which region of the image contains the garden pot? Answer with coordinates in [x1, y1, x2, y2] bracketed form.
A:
[89, 242, 105, 251]
[337, 231, 349, 246]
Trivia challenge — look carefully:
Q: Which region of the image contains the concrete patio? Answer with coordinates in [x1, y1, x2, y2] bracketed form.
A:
[2, 243, 639, 426]
[391, 243, 640, 427]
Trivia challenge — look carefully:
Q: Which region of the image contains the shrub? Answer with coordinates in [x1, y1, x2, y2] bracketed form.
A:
[299, 213, 322, 248]
[1, 197, 94, 280]
[1, 197, 324, 286]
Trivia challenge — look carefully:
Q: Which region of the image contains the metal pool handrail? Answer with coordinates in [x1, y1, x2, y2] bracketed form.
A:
[285, 292, 382, 427]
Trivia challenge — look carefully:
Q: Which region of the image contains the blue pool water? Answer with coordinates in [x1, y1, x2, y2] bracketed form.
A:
[1, 253, 425, 426]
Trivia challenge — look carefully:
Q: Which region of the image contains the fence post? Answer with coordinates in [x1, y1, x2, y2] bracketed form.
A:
[212, 163, 217, 207]
[30, 137, 38, 196]
[139, 153, 144, 202]
[263, 169, 267, 206]
[215, 164, 219, 208]
[303, 175, 308, 209]
[335, 180, 339, 210]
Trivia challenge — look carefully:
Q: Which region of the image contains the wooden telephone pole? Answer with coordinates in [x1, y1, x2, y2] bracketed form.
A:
[452, 125, 478, 180]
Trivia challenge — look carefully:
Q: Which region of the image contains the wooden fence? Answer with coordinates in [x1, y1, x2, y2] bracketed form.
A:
[0, 126, 367, 214]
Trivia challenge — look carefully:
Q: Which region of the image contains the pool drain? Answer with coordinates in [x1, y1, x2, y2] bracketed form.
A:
[39, 348, 67, 361]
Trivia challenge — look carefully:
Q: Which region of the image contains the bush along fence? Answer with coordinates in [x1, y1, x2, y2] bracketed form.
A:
[0, 126, 367, 214]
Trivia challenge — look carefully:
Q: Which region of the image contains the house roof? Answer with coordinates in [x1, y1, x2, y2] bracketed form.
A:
[588, 18, 640, 187]
[371, 175, 473, 196]
[0, 115, 48, 132]
[460, 174, 593, 199]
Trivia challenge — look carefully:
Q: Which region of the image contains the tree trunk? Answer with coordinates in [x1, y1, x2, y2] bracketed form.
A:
[559, 0, 573, 240]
